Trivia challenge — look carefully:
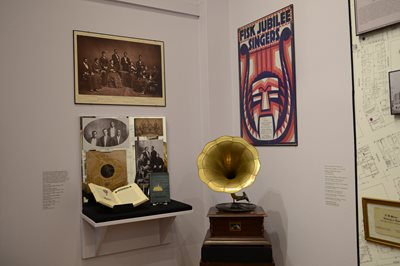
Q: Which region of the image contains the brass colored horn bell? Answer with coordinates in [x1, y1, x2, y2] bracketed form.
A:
[197, 136, 260, 195]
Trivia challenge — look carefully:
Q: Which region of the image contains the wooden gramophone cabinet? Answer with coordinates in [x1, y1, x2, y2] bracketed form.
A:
[200, 206, 275, 266]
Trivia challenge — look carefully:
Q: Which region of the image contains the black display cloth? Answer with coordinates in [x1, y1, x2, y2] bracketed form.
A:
[82, 199, 192, 223]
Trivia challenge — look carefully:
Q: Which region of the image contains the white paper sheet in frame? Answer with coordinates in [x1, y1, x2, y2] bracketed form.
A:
[355, 0, 400, 35]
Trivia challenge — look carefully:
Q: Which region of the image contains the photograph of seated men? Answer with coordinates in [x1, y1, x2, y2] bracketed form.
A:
[134, 140, 165, 194]
[76, 34, 163, 98]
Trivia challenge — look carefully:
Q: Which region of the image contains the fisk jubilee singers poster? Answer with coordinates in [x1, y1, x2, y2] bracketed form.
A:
[238, 5, 297, 146]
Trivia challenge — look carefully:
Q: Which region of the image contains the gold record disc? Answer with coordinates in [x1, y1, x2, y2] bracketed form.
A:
[85, 150, 128, 190]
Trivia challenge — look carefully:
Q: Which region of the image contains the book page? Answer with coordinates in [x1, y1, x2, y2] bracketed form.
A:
[88, 183, 120, 207]
[113, 183, 149, 207]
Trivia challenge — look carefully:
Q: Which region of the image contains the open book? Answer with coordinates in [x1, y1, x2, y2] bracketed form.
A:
[88, 183, 149, 208]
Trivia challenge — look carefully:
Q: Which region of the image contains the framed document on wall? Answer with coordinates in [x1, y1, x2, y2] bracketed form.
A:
[362, 197, 400, 248]
[73, 30, 166, 106]
[355, 0, 400, 35]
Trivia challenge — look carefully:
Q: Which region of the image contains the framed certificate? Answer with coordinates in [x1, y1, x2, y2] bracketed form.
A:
[362, 197, 400, 248]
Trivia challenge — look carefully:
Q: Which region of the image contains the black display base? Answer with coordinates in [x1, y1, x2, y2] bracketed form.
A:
[82, 199, 192, 223]
[201, 244, 273, 263]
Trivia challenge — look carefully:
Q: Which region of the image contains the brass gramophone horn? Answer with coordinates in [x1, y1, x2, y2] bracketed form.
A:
[197, 136, 260, 212]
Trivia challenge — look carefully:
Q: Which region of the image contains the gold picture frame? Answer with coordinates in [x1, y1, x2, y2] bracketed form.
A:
[362, 197, 400, 249]
[73, 30, 165, 106]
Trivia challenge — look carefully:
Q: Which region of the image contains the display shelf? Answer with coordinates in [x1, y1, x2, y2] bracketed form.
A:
[81, 200, 193, 258]
[81, 208, 193, 227]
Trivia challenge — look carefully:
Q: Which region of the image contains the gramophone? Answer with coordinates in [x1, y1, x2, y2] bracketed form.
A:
[197, 136, 260, 212]
[197, 136, 274, 265]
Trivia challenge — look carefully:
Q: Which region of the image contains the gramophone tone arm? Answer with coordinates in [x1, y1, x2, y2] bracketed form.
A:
[230, 192, 250, 203]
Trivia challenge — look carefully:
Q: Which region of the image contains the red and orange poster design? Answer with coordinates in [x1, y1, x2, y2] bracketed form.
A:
[238, 5, 297, 146]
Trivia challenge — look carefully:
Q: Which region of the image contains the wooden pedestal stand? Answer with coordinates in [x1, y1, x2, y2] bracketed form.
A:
[200, 206, 275, 266]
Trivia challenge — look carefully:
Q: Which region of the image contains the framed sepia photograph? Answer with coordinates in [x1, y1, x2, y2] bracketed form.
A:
[362, 197, 400, 249]
[355, 0, 400, 35]
[73, 30, 165, 106]
[389, 70, 400, 115]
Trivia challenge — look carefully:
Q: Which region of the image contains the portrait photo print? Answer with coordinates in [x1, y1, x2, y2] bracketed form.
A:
[74, 30, 165, 106]
[134, 139, 165, 194]
[81, 116, 130, 150]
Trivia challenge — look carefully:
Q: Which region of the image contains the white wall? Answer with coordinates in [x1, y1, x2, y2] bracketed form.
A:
[0, 0, 358, 266]
[205, 1, 357, 265]
[0, 0, 206, 265]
